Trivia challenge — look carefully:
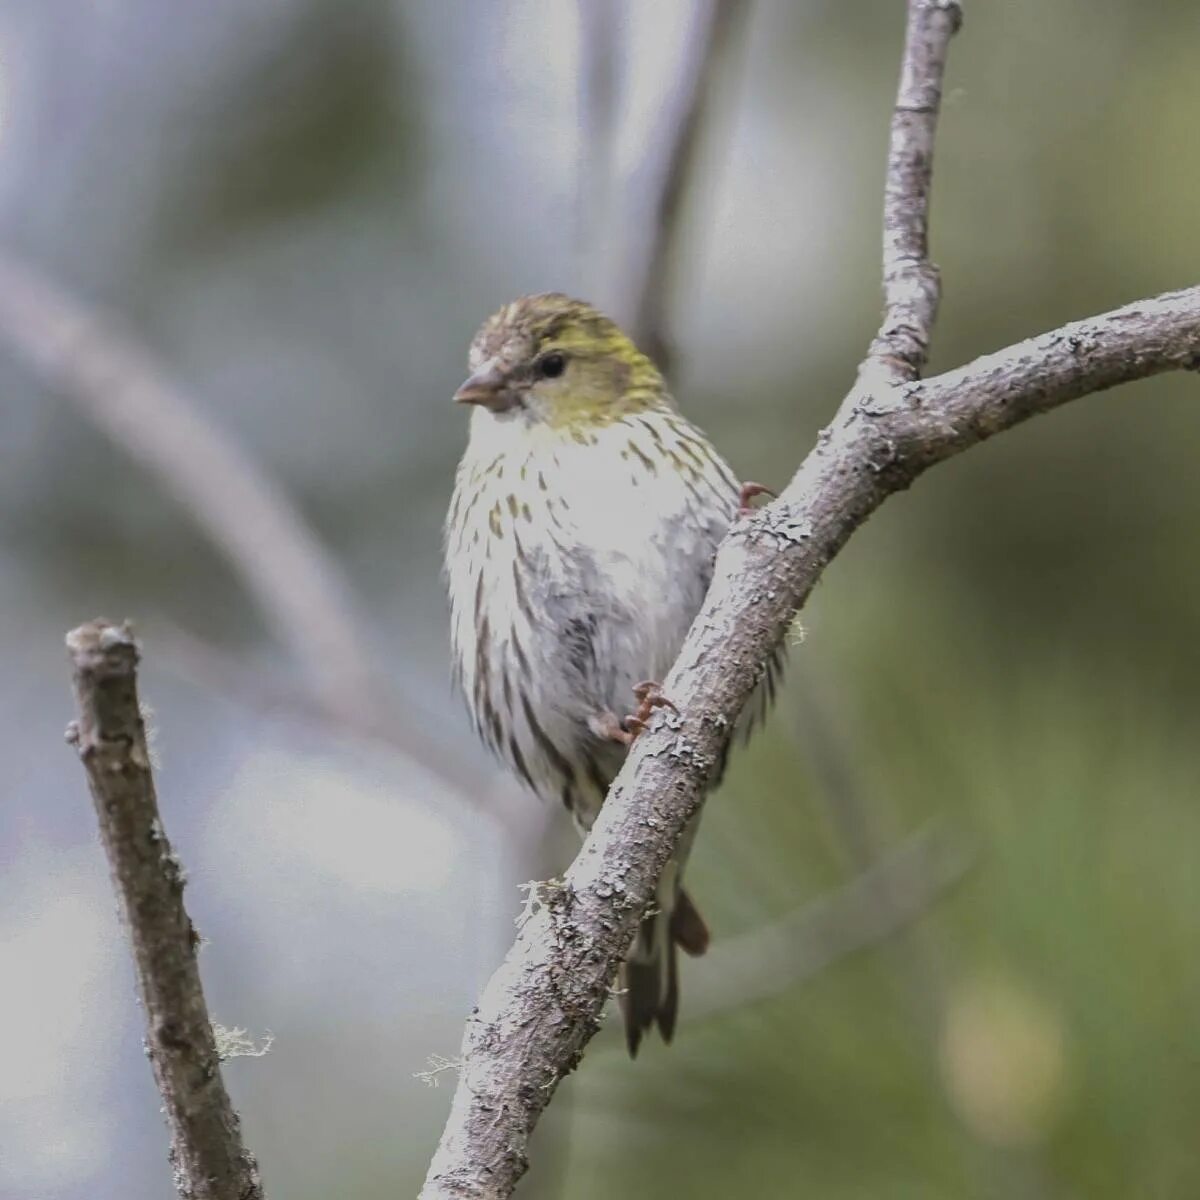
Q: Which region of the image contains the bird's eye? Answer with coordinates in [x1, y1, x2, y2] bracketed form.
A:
[538, 352, 566, 379]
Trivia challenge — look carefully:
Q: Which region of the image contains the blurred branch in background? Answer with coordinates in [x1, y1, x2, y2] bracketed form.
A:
[622, 0, 752, 375]
[792, 672, 949, 1039]
[65, 619, 263, 1200]
[0, 252, 378, 727]
[0, 251, 524, 820]
[792, 669, 1052, 1196]
[575, 0, 619, 291]
[151, 618, 510, 808]
[685, 820, 974, 1022]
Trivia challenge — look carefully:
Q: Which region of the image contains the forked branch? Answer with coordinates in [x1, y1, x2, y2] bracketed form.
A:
[420, 2, 1200, 1196]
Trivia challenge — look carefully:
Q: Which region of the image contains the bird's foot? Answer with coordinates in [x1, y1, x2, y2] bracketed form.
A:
[737, 481, 775, 517]
[589, 681, 679, 746]
[589, 710, 635, 746]
[625, 680, 679, 739]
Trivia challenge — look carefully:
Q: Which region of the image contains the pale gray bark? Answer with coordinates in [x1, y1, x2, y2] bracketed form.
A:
[66, 619, 264, 1200]
[868, 0, 962, 380]
[419, 1, 1200, 1195]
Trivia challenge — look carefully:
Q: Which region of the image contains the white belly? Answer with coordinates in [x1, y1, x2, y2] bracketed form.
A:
[446, 405, 739, 826]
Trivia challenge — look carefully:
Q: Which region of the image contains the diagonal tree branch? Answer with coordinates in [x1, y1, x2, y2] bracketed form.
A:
[65, 619, 264, 1200]
[420, 0, 1200, 1193]
[422, 291, 1200, 1200]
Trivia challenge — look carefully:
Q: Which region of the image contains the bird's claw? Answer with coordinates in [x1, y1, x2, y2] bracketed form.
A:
[591, 681, 679, 746]
[737, 481, 775, 518]
[632, 680, 678, 716]
[624, 680, 678, 738]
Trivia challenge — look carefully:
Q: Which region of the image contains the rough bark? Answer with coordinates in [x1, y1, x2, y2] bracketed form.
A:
[66, 619, 264, 1200]
[419, 0, 1200, 1193]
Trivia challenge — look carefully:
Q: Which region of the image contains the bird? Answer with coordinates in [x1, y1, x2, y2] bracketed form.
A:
[444, 293, 776, 1055]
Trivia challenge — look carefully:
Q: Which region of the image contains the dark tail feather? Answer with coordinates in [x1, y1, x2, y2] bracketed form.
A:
[619, 955, 661, 1057]
[619, 889, 709, 1056]
[657, 937, 680, 1044]
[672, 887, 710, 957]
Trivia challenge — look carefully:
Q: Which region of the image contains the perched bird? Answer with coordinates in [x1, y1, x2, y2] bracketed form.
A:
[445, 293, 775, 1054]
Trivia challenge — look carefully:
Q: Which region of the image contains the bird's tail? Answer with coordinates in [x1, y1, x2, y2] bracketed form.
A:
[618, 877, 709, 1057]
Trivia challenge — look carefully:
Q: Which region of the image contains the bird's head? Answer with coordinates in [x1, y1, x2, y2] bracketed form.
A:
[454, 293, 669, 429]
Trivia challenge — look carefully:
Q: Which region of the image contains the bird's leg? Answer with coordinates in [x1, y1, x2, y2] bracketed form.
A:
[589, 681, 680, 746]
[737, 481, 775, 517]
[588, 710, 634, 746]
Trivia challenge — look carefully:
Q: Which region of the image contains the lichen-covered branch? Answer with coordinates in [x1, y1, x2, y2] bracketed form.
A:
[419, 0, 1200, 1188]
[66, 620, 264, 1200]
[865, 0, 962, 382]
[420, 285, 1200, 1200]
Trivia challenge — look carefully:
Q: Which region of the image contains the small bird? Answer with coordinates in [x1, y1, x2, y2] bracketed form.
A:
[445, 293, 775, 1054]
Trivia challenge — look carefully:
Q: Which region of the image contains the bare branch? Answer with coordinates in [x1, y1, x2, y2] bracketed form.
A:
[626, 0, 750, 374]
[419, 0, 1200, 1182]
[0, 254, 379, 727]
[65, 619, 264, 1200]
[865, 0, 962, 382]
[422, 283, 1200, 1198]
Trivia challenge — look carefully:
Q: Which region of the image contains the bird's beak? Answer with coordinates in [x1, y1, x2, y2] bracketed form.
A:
[453, 360, 515, 412]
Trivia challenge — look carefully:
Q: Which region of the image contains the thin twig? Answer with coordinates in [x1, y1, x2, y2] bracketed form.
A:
[626, 0, 751, 374]
[419, 0, 1200, 1185]
[0, 253, 379, 728]
[865, 0, 962, 383]
[65, 619, 264, 1200]
[149, 618, 524, 819]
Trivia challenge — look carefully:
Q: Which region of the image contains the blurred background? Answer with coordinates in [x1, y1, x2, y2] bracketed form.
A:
[2, 0, 1199, 1196]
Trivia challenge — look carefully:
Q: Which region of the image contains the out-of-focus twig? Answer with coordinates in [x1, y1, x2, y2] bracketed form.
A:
[625, 0, 752, 374]
[792, 669, 1043, 1196]
[0, 253, 518, 813]
[151, 618, 540, 825]
[576, 0, 620, 290]
[0, 253, 379, 728]
[671, 821, 974, 1023]
[65, 619, 264, 1200]
[792, 670, 949, 1037]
